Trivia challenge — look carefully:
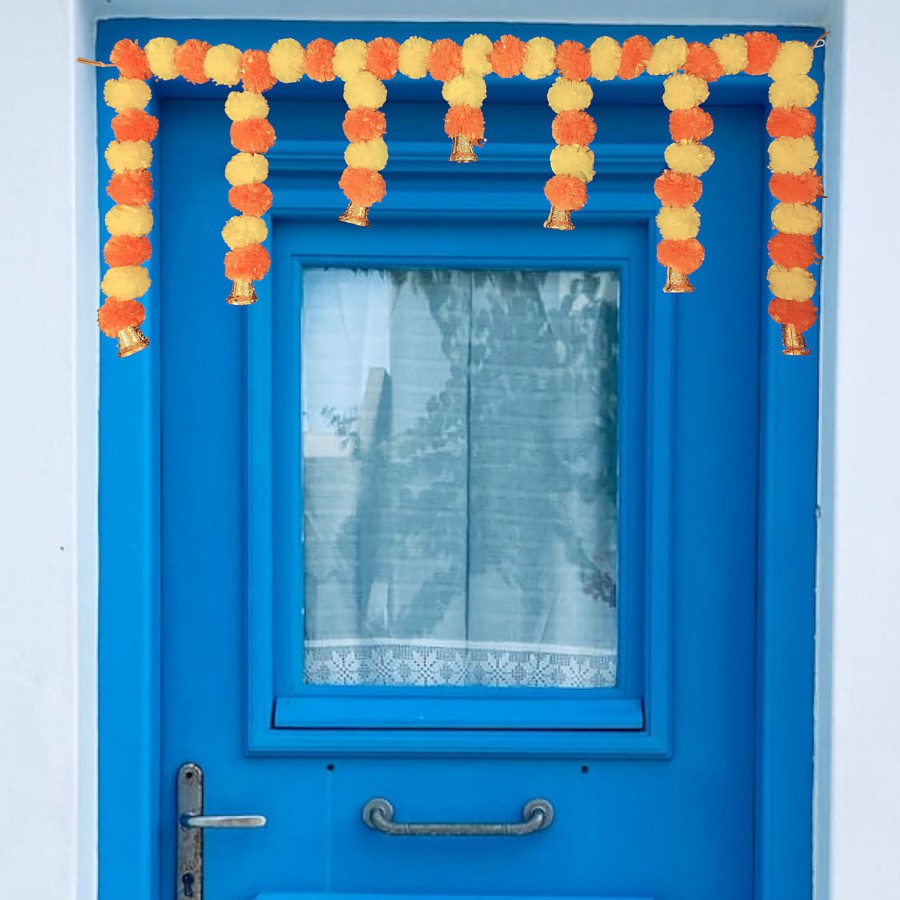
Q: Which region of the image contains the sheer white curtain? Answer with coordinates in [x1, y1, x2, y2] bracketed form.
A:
[301, 268, 618, 688]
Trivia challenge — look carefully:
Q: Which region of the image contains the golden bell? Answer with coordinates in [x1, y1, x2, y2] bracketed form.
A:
[543, 206, 574, 231]
[116, 326, 150, 358]
[449, 134, 478, 163]
[338, 203, 371, 227]
[663, 267, 694, 293]
[227, 279, 258, 306]
[781, 323, 811, 356]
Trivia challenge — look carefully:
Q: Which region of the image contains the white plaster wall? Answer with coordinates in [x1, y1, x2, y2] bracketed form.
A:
[0, 1, 896, 899]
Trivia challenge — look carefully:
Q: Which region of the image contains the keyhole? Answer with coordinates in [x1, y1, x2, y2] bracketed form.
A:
[182, 872, 195, 898]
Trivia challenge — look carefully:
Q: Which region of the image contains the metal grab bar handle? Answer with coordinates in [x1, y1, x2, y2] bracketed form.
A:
[362, 798, 554, 836]
[181, 814, 267, 829]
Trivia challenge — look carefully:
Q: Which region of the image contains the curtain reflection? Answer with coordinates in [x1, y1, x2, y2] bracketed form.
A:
[302, 268, 618, 688]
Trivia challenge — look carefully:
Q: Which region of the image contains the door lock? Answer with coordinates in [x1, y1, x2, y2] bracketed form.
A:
[177, 763, 266, 900]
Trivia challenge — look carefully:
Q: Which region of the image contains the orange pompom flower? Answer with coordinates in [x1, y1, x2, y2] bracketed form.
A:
[306, 39, 335, 82]
[230, 118, 276, 153]
[657, 238, 705, 274]
[555, 40, 591, 81]
[444, 105, 485, 143]
[654, 171, 703, 207]
[428, 38, 463, 82]
[339, 168, 388, 207]
[228, 183, 273, 216]
[618, 35, 652, 79]
[544, 175, 588, 212]
[174, 39, 211, 84]
[768, 233, 820, 269]
[343, 108, 387, 142]
[492, 35, 526, 77]
[769, 297, 818, 331]
[108, 170, 154, 206]
[110, 39, 151, 80]
[242, 49, 276, 92]
[744, 31, 780, 75]
[367, 37, 400, 79]
[684, 42, 725, 82]
[552, 110, 596, 146]
[97, 299, 146, 337]
[769, 172, 825, 204]
[225, 244, 271, 282]
[668, 108, 714, 142]
[104, 235, 152, 267]
[767, 107, 816, 138]
[111, 109, 158, 143]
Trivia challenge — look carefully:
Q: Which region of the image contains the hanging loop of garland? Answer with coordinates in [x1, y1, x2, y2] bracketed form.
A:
[96, 32, 824, 359]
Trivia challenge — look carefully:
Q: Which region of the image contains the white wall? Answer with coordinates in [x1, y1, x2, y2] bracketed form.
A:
[1, 2, 897, 899]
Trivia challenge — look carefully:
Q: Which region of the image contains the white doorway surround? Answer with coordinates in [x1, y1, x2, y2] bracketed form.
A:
[1, 1, 898, 899]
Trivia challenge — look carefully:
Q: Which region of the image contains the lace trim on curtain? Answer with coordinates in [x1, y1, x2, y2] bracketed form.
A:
[304, 639, 617, 688]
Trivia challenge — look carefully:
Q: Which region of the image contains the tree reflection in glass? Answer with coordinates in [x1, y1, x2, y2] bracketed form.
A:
[301, 268, 618, 688]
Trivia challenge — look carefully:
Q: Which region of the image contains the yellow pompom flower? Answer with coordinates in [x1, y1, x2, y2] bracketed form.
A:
[769, 75, 819, 109]
[345, 72, 388, 110]
[222, 216, 269, 250]
[590, 37, 621, 81]
[105, 140, 153, 174]
[344, 139, 389, 171]
[646, 36, 688, 76]
[333, 39, 368, 81]
[225, 91, 269, 122]
[101, 265, 151, 299]
[268, 38, 305, 83]
[106, 204, 153, 237]
[145, 37, 179, 80]
[225, 152, 269, 186]
[768, 265, 816, 300]
[442, 75, 488, 109]
[398, 37, 432, 79]
[664, 142, 715, 176]
[523, 37, 557, 79]
[104, 78, 151, 113]
[203, 44, 243, 86]
[769, 40, 814, 79]
[768, 136, 819, 175]
[710, 34, 749, 75]
[662, 74, 710, 111]
[462, 33, 493, 76]
[656, 206, 701, 240]
[547, 78, 593, 113]
[772, 202, 822, 235]
[550, 145, 595, 182]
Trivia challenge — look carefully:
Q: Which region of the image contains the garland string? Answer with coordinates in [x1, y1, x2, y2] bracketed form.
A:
[98, 39, 158, 357]
[442, 34, 491, 162]
[764, 38, 823, 355]
[337, 39, 393, 226]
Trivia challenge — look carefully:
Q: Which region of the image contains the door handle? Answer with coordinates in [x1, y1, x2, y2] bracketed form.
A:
[362, 797, 554, 836]
[177, 763, 266, 900]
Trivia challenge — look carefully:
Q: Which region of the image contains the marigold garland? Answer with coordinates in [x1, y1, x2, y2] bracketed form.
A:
[96, 32, 824, 357]
[765, 38, 823, 355]
[99, 39, 159, 356]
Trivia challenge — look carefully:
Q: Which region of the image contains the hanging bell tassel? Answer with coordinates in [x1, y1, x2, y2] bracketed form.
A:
[116, 326, 150, 358]
[663, 267, 694, 294]
[781, 323, 811, 356]
[227, 279, 258, 306]
[543, 206, 574, 231]
[449, 134, 478, 163]
[338, 203, 371, 227]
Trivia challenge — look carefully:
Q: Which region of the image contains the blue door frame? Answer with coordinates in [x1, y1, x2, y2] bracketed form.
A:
[98, 19, 820, 900]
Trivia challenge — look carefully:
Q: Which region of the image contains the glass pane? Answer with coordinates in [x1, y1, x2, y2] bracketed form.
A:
[301, 268, 619, 688]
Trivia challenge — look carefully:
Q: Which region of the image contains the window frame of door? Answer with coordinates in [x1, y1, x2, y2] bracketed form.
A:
[97, 18, 820, 900]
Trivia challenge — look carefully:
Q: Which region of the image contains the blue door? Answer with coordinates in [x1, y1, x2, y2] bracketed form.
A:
[99, 21, 818, 900]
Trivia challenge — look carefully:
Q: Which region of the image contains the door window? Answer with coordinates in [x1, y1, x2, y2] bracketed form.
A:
[301, 268, 619, 688]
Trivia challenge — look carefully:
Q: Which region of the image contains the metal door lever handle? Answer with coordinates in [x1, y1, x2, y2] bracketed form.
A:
[181, 814, 266, 829]
[362, 797, 554, 836]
